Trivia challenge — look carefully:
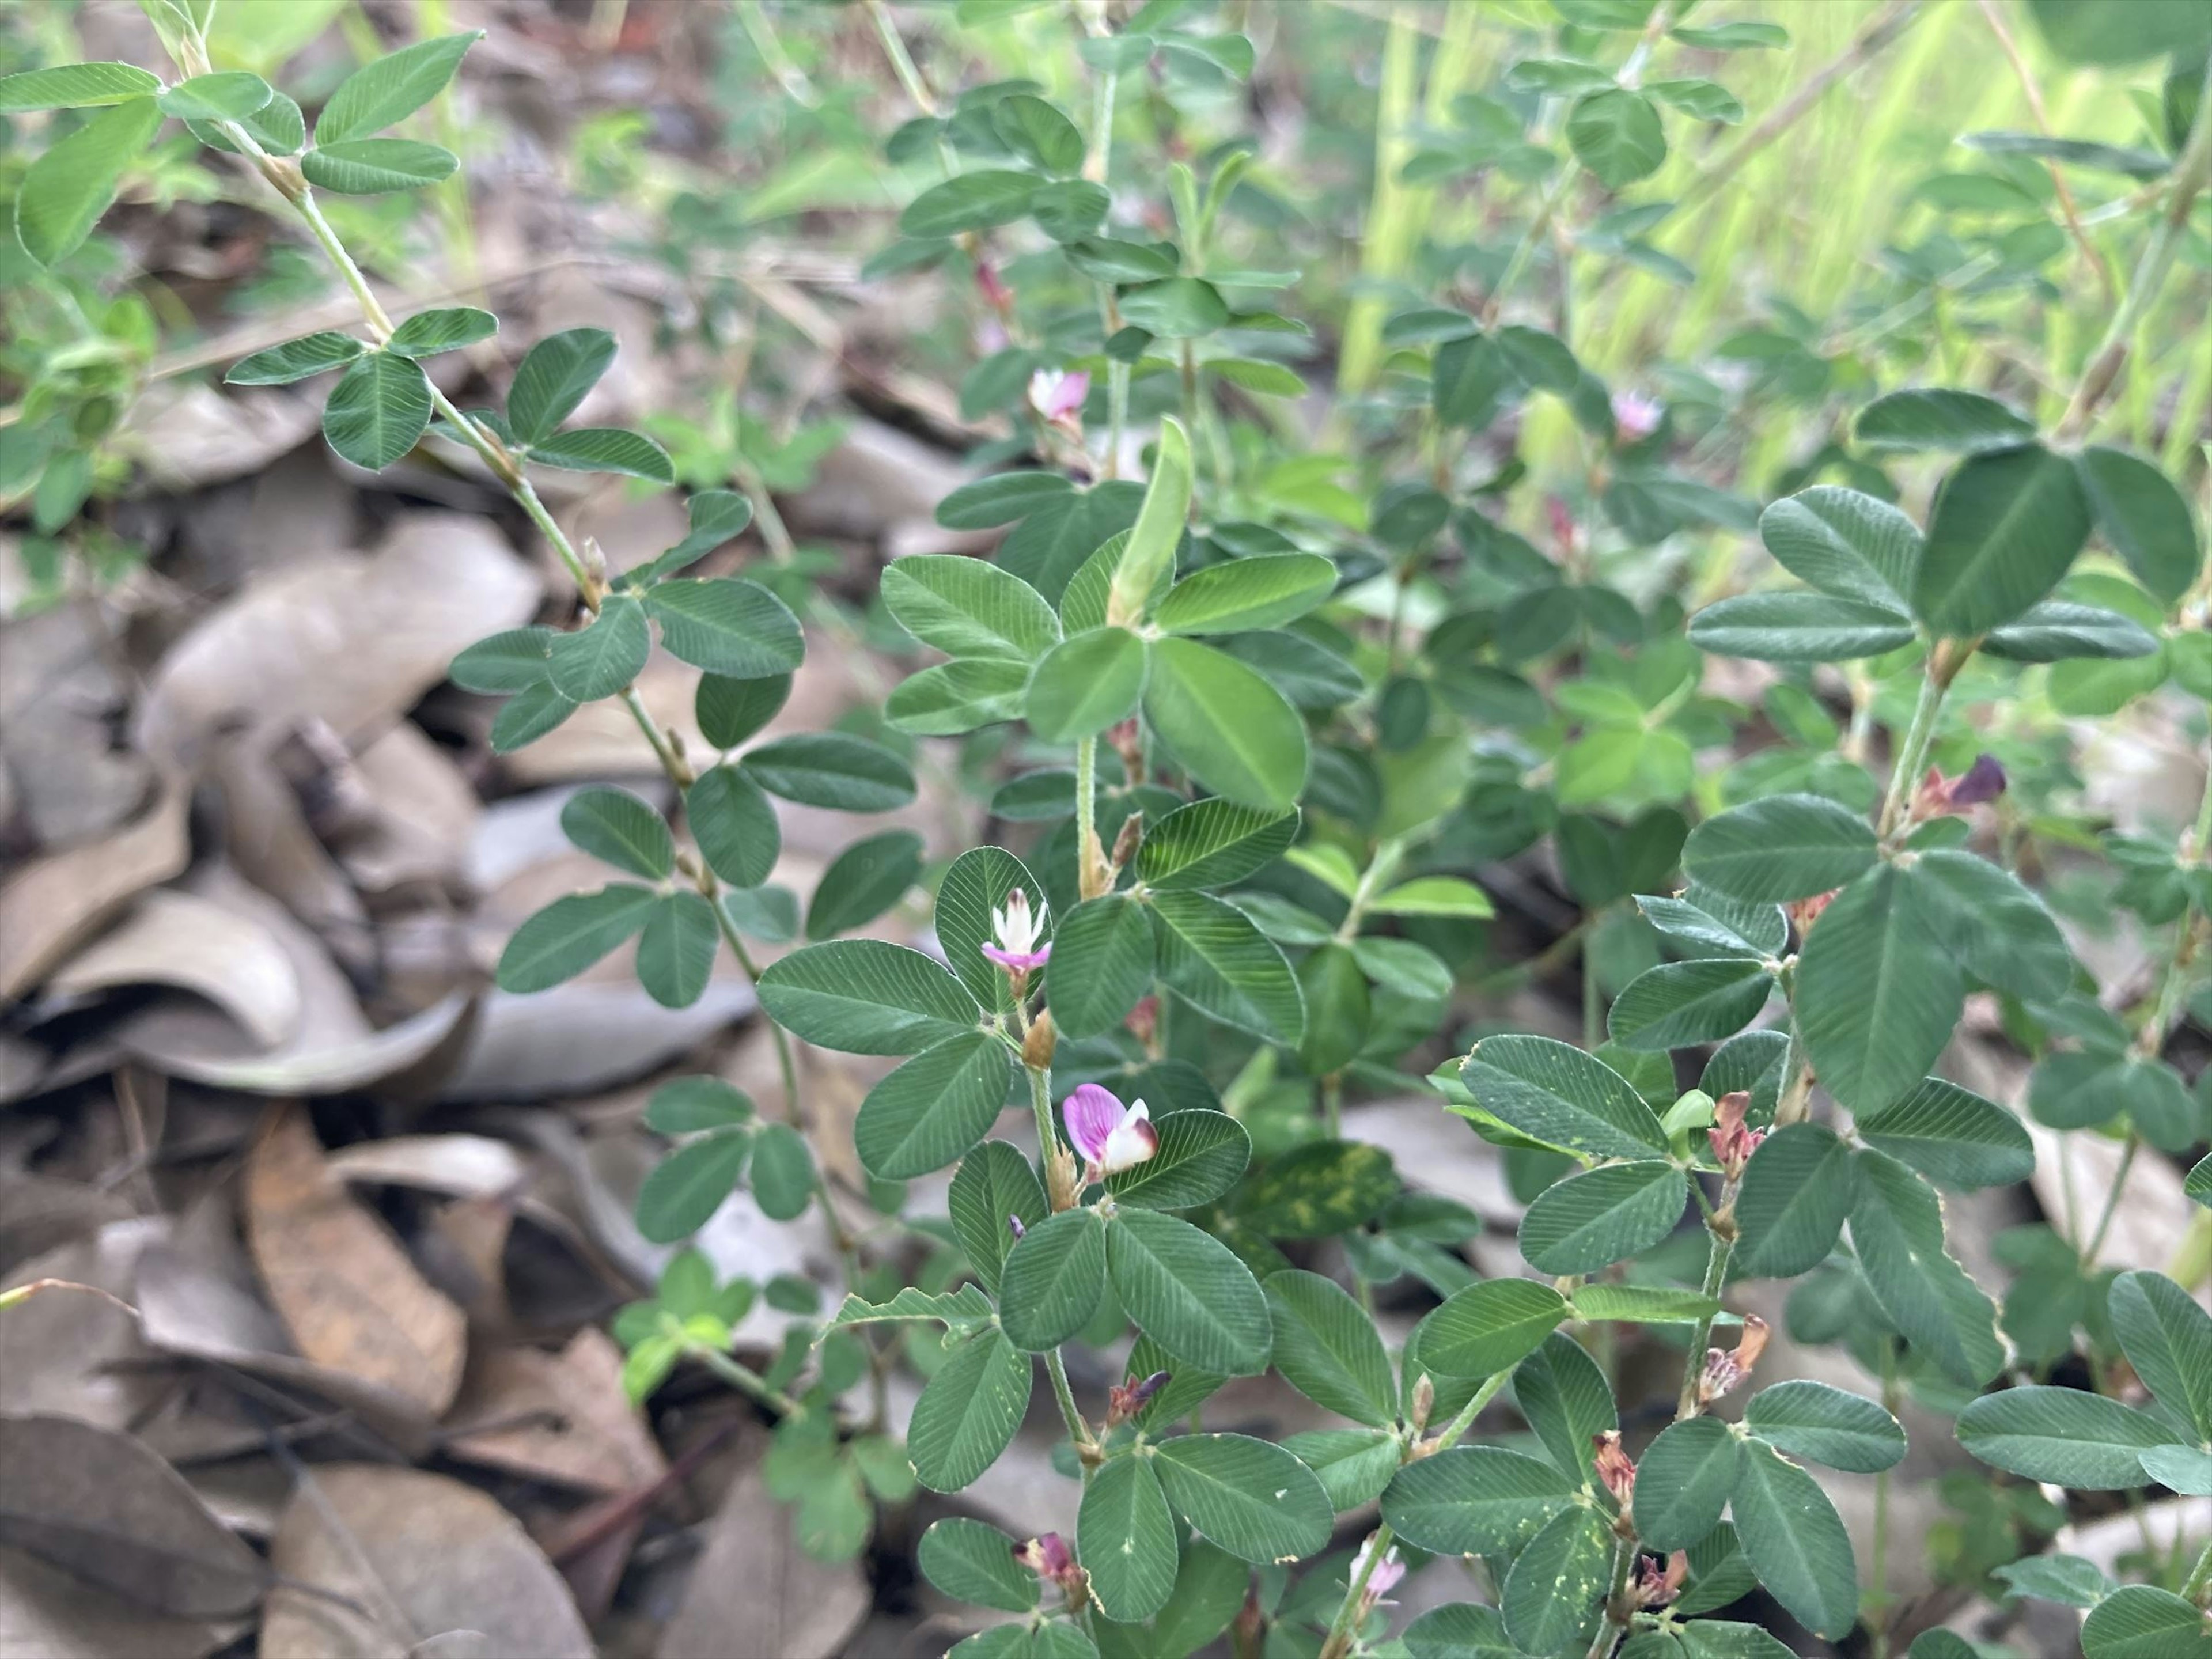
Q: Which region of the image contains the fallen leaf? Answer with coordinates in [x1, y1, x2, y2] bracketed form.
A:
[0, 1547, 240, 1659]
[47, 888, 304, 1048]
[113, 380, 324, 492]
[0, 1174, 135, 1281]
[260, 1464, 593, 1659]
[208, 740, 375, 980]
[654, 1456, 869, 1659]
[0, 1221, 170, 1429]
[134, 510, 539, 767]
[243, 1108, 468, 1418]
[0, 773, 188, 1003]
[0, 605, 152, 852]
[344, 722, 480, 894]
[0, 1414, 266, 1618]
[437, 979, 753, 1103]
[324, 1135, 529, 1200]
[443, 1328, 665, 1495]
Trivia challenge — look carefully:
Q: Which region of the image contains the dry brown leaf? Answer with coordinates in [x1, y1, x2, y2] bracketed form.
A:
[0, 604, 151, 852]
[0, 772, 188, 1003]
[0, 1221, 170, 1429]
[655, 1457, 869, 1659]
[443, 1328, 665, 1495]
[208, 740, 374, 979]
[134, 510, 539, 767]
[344, 722, 480, 894]
[0, 1414, 267, 1618]
[0, 1546, 241, 1659]
[260, 1464, 593, 1659]
[0, 1175, 136, 1282]
[48, 888, 304, 1048]
[243, 1108, 468, 1418]
[324, 1135, 529, 1200]
[113, 381, 324, 492]
[438, 979, 753, 1103]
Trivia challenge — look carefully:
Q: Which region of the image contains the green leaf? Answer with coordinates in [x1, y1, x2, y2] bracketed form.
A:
[1402, 1604, 1521, 1659]
[1107, 1110, 1250, 1210]
[1795, 865, 1961, 1115]
[1368, 876, 1494, 919]
[948, 1141, 1048, 1297]
[2080, 1585, 2212, 1659]
[1855, 1076, 2035, 1190]
[742, 734, 914, 811]
[1043, 895, 1154, 1039]
[2024, 0, 2212, 66]
[1991, 1554, 2114, 1610]
[636, 891, 718, 1009]
[385, 306, 497, 358]
[687, 765, 780, 889]
[2109, 1270, 2212, 1442]
[1134, 1541, 1247, 1659]
[1285, 1429, 1400, 1512]
[1457, 1035, 1669, 1159]
[750, 1123, 813, 1219]
[1849, 1150, 2005, 1387]
[1107, 418, 1192, 627]
[528, 427, 675, 482]
[1418, 1279, 1568, 1378]
[1855, 388, 2035, 454]
[1607, 959, 1772, 1051]
[1263, 1269, 1396, 1426]
[1983, 600, 2160, 662]
[1518, 1160, 1688, 1274]
[1155, 554, 1336, 635]
[902, 170, 1040, 237]
[226, 331, 365, 385]
[1000, 1207, 1109, 1351]
[1912, 444, 2093, 637]
[1296, 942, 1369, 1075]
[1758, 486, 1921, 609]
[561, 786, 673, 878]
[186, 88, 305, 156]
[1688, 592, 1917, 662]
[158, 71, 272, 122]
[1743, 1381, 1907, 1472]
[496, 884, 656, 991]
[634, 1129, 747, 1241]
[0, 63, 162, 112]
[694, 672, 788, 748]
[758, 940, 979, 1055]
[1108, 1207, 1271, 1376]
[2139, 1445, 2212, 1495]
[1118, 278, 1230, 337]
[919, 1517, 1037, 1613]
[1647, 76, 1745, 122]
[938, 472, 1074, 531]
[1136, 801, 1297, 892]
[937, 845, 1048, 1013]
[489, 683, 575, 751]
[1234, 1140, 1397, 1238]
[854, 1031, 1012, 1179]
[1730, 1441, 1858, 1639]
[991, 92, 1086, 173]
[301, 138, 459, 194]
[1027, 627, 1148, 742]
[14, 96, 163, 268]
[648, 579, 805, 677]
[1515, 1334, 1617, 1486]
[2078, 446, 2202, 603]
[886, 660, 1031, 735]
[1148, 1434, 1331, 1566]
[1956, 1385, 2177, 1488]
[1569, 1283, 1724, 1323]
[910, 1330, 1033, 1492]
[315, 31, 479, 143]
[1634, 1416, 1742, 1552]
[1681, 793, 1877, 904]
[451, 627, 552, 692]
[1382, 1446, 1578, 1557]
[548, 593, 650, 702]
[645, 1077, 755, 1134]
[1081, 1455, 1179, 1622]
[1734, 1123, 1858, 1277]
[321, 351, 433, 470]
[805, 829, 922, 941]
[882, 554, 1062, 662]
[507, 327, 616, 444]
[1635, 891, 1787, 959]
[1566, 88, 1666, 188]
[1502, 1506, 1612, 1656]
[1150, 890, 1304, 1043]
[1912, 848, 2074, 1001]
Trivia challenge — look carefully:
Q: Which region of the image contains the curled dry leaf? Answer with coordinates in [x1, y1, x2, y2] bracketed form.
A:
[0, 1414, 266, 1618]
[0, 605, 151, 851]
[0, 1221, 169, 1430]
[114, 381, 324, 492]
[654, 1459, 869, 1659]
[442, 1328, 666, 1496]
[243, 1107, 468, 1418]
[0, 773, 188, 1004]
[207, 740, 374, 979]
[0, 1548, 241, 1659]
[260, 1464, 593, 1659]
[47, 888, 304, 1049]
[134, 511, 539, 767]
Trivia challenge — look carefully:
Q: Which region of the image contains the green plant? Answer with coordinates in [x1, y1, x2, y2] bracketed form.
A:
[16, 1, 2212, 1656]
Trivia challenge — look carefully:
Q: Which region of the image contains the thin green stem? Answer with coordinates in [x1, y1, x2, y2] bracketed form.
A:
[1675, 1189, 1740, 1418]
[692, 1342, 805, 1418]
[1421, 1368, 1513, 1453]
[863, 0, 938, 116]
[1585, 1537, 1635, 1659]
[1075, 735, 1105, 899]
[1877, 645, 1966, 838]
[1025, 1059, 1100, 1461]
[2184, 1533, 2212, 1607]
[1321, 1074, 1343, 1138]
[1316, 1523, 1391, 1659]
[2082, 1136, 2140, 1267]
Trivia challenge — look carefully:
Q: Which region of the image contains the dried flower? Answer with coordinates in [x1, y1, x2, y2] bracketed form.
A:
[1107, 1369, 1171, 1426]
[1634, 1551, 1689, 1608]
[1698, 1315, 1771, 1406]
[1707, 1089, 1764, 1179]
[1126, 995, 1160, 1051]
[1593, 1430, 1637, 1508]
[1062, 1083, 1158, 1184]
[982, 888, 1051, 982]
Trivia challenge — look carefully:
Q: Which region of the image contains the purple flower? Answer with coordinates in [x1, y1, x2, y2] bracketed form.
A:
[1061, 1082, 1158, 1182]
[1612, 389, 1663, 442]
[1949, 752, 2008, 808]
[980, 888, 1051, 977]
[1030, 368, 1090, 429]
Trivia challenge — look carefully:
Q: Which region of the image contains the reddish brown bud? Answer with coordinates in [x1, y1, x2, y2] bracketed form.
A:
[1707, 1090, 1764, 1179]
[1593, 1430, 1637, 1508]
[1108, 1369, 1172, 1426]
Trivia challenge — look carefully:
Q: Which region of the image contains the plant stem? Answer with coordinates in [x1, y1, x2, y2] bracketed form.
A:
[692, 1342, 806, 1418]
[1877, 643, 1965, 838]
[1675, 1182, 1740, 1418]
[1870, 1338, 1899, 1657]
[1973, 0, 2113, 302]
[1585, 1537, 1635, 1659]
[1075, 735, 1107, 899]
[2184, 1532, 2212, 1606]
[1423, 1368, 1513, 1453]
[1024, 1058, 1100, 1461]
[1316, 1523, 1391, 1659]
[863, 0, 938, 116]
[1321, 1073, 1343, 1138]
[2058, 54, 2212, 442]
[2082, 1135, 2140, 1267]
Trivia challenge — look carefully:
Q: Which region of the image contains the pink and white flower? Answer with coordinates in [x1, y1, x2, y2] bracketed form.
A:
[1030, 368, 1090, 431]
[1612, 389, 1664, 442]
[980, 888, 1051, 978]
[1061, 1082, 1158, 1184]
[1350, 1532, 1404, 1615]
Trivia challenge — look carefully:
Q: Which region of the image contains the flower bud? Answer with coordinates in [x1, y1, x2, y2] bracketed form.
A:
[1707, 1090, 1763, 1179]
[1107, 1369, 1171, 1426]
[1022, 1007, 1058, 1071]
[1592, 1430, 1637, 1508]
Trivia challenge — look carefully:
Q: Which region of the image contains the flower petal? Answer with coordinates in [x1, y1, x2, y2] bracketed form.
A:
[1098, 1101, 1157, 1175]
[1062, 1083, 1124, 1164]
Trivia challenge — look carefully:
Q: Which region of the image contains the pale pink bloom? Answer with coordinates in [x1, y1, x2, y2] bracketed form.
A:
[1351, 1532, 1404, 1612]
[1062, 1083, 1158, 1183]
[981, 888, 1051, 976]
[976, 260, 1014, 315]
[1030, 368, 1090, 426]
[1612, 389, 1664, 441]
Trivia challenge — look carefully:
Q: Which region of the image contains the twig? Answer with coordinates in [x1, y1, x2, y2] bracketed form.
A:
[1975, 0, 2115, 302]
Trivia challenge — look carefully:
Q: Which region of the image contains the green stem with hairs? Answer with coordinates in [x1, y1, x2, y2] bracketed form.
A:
[1025, 1057, 1100, 1463]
